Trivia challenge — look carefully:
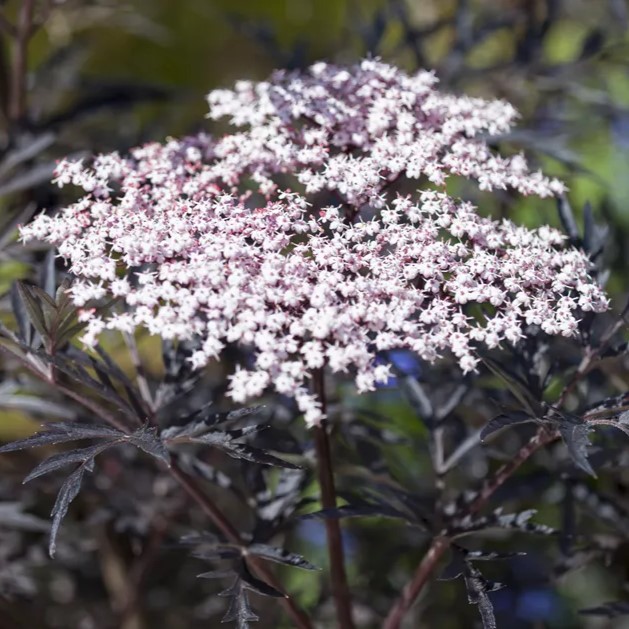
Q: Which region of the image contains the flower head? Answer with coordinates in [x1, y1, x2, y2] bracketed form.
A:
[20, 59, 608, 426]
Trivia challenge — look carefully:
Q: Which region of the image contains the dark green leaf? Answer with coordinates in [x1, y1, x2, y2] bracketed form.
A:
[127, 425, 170, 466]
[480, 412, 534, 442]
[558, 420, 596, 477]
[49, 464, 88, 557]
[482, 357, 542, 417]
[23, 443, 112, 482]
[580, 602, 629, 617]
[246, 544, 318, 571]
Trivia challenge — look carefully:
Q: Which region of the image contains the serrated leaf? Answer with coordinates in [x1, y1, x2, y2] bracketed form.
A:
[219, 443, 300, 469]
[27, 285, 57, 322]
[451, 508, 557, 537]
[246, 544, 318, 571]
[460, 549, 526, 561]
[580, 602, 629, 617]
[226, 407, 265, 422]
[127, 426, 170, 466]
[55, 320, 87, 346]
[49, 464, 88, 557]
[55, 277, 73, 309]
[558, 420, 596, 477]
[480, 412, 534, 442]
[482, 357, 542, 417]
[0, 133, 55, 179]
[582, 201, 608, 258]
[48, 354, 137, 418]
[40, 250, 56, 298]
[463, 563, 500, 629]
[178, 454, 242, 496]
[197, 569, 235, 580]
[0, 422, 123, 453]
[220, 580, 259, 628]
[583, 392, 629, 419]
[48, 421, 124, 440]
[192, 546, 241, 561]
[10, 282, 31, 345]
[180, 531, 220, 545]
[237, 561, 284, 598]
[556, 194, 580, 243]
[227, 425, 270, 440]
[16, 282, 49, 340]
[0, 161, 56, 196]
[23, 442, 112, 482]
[302, 502, 413, 524]
[0, 394, 77, 419]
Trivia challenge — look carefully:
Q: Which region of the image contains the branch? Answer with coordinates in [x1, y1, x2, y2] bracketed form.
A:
[313, 370, 355, 629]
[170, 460, 313, 629]
[383, 315, 628, 627]
[436, 427, 483, 475]
[9, 346, 314, 629]
[383, 426, 557, 629]
[383, 537, 449, 629]
[9, 0, 35, 124]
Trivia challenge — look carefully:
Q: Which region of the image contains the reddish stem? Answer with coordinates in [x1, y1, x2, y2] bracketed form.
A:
[312, 370, 355, 629]
[383, 427, 557, 628]
[9, 0, 34, 124]
[383, 537, 449, 629]
[170, 460, 314, 629]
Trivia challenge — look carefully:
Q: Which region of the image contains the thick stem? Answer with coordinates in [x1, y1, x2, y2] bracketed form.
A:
[312, 370, 355, 629]
[9, 0, 35, 124]
[383, 537, 449, 629]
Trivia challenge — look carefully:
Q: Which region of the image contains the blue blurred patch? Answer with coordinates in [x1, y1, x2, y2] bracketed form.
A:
[515, 588, 559, 621]
[374, 350, 422, 388]
[493, 586, 560, 623]
[296, 519, 357, 558]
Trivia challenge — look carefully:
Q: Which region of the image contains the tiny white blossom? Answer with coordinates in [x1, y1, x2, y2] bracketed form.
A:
[19, 59, 608, 422]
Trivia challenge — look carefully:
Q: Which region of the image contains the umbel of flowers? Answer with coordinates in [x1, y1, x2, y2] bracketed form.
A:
[20, 59, 608, 425]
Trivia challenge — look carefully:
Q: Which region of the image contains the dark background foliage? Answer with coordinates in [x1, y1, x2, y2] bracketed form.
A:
[0, 1, 628, 628]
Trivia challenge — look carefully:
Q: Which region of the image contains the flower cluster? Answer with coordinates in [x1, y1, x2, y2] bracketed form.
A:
[20, 59, 608, 425]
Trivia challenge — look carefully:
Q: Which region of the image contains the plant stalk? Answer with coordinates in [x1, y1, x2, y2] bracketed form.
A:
[169, 460, 313, 629]
[22, 358, 314, 629]
[384, 426, 558, 628]
[312, 369, 355, 629]
[9, 0, 35, 124]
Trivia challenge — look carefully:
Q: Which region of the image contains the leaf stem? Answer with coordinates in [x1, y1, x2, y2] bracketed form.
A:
[383, 315, 628, 628]
[15, 350, 313, 629]
[169, 460, 313, 629]
[312, 369, 355, 629]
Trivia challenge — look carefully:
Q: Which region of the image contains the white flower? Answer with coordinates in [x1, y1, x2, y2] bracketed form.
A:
[19, 59, 608, 421]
